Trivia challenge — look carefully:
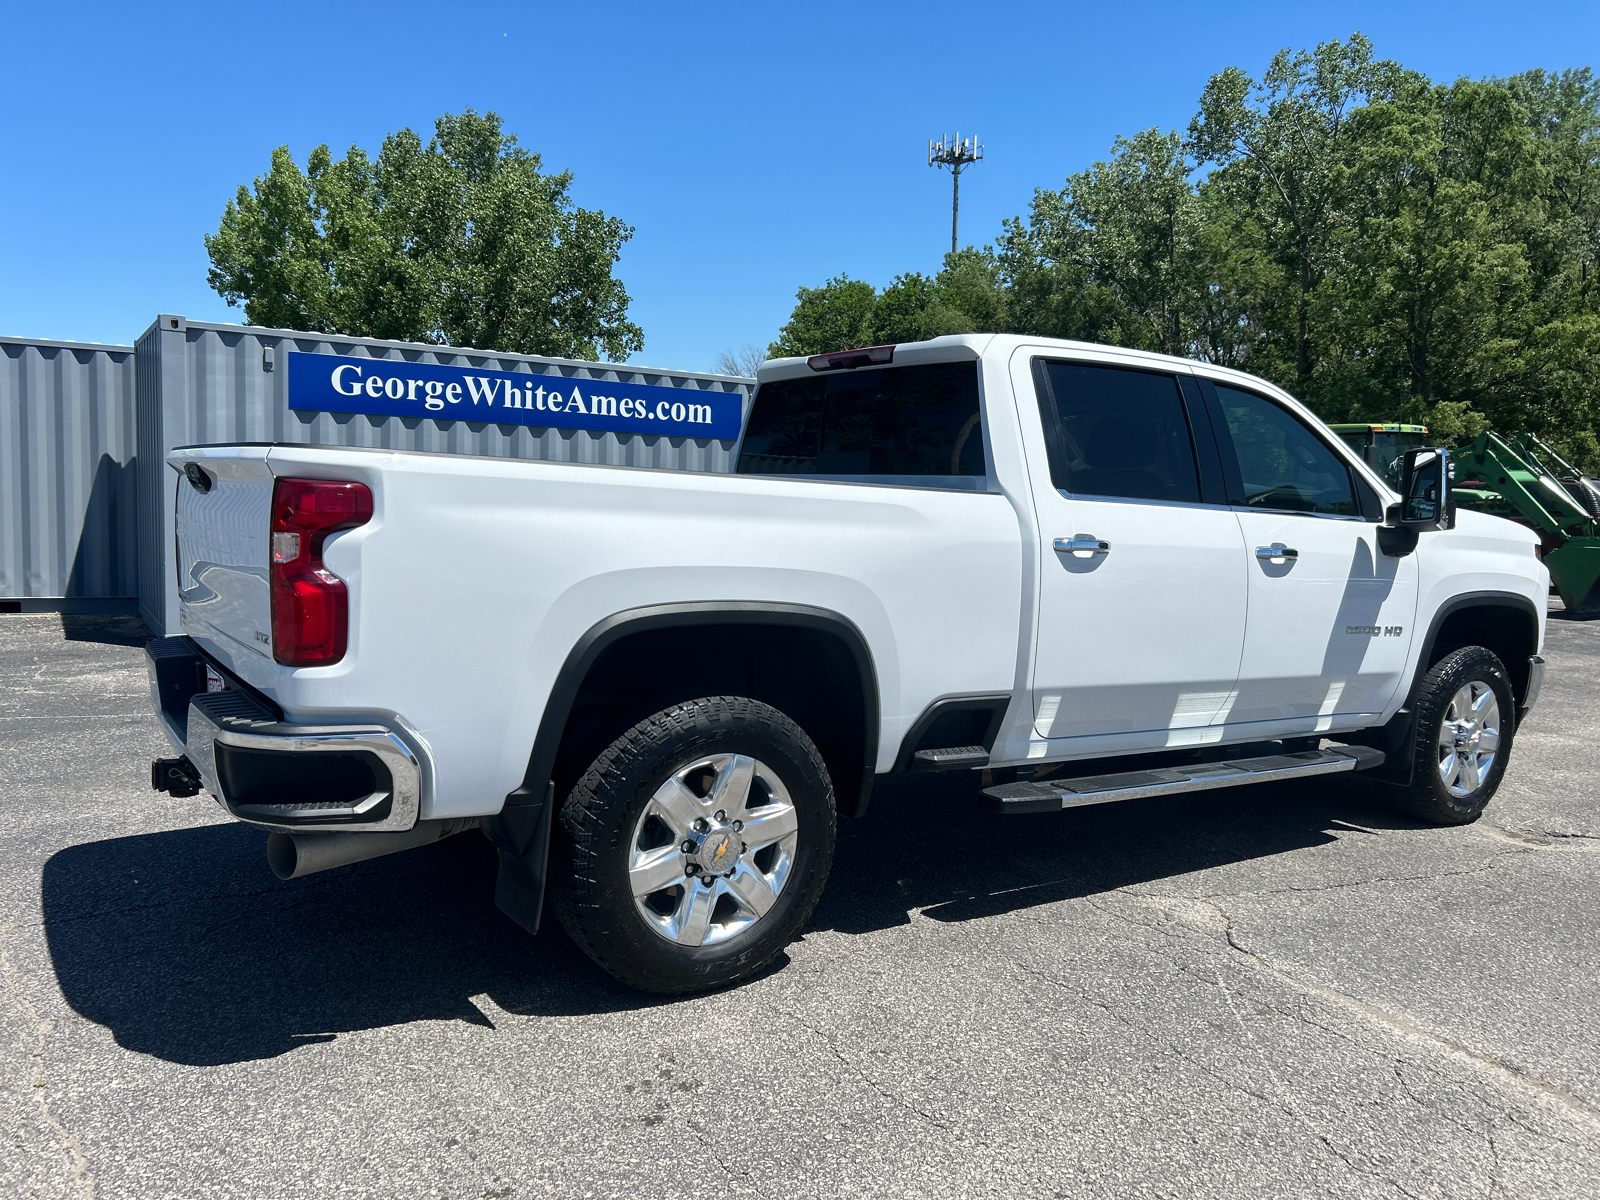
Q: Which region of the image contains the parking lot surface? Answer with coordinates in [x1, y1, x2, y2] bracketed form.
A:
[3, 609, 1599, 1199]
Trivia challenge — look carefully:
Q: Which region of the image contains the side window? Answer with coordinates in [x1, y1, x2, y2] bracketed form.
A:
[1213, 385, 1358, 516]
[1036, 361, 1201, 503]
[737, 361, 985, 477]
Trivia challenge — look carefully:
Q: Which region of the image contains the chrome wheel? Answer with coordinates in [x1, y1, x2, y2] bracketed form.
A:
[628, 753, 800, 947]
[1436, 681, 1501, 798]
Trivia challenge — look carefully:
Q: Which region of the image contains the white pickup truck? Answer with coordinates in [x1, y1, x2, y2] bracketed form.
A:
[146, 334, 1549, 993]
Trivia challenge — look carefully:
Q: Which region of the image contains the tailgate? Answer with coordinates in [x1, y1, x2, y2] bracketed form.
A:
[170, 448, 276, 659]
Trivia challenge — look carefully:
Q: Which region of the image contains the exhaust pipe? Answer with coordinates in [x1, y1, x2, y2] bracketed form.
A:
[267, 817, 479, 881]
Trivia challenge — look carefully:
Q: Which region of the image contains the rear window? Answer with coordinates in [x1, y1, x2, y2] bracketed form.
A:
[737, 361, 985, 477]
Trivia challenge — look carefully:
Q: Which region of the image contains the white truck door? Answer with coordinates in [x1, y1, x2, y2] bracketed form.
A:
[1014, 351, 1249, 751]
[1202, 379, 1419, 728]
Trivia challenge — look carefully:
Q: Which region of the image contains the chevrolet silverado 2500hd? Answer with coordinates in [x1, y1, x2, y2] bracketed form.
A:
[146, 334, 1548, 993]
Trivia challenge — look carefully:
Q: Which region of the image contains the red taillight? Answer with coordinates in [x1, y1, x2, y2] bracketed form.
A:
[270, 478, 373, 666]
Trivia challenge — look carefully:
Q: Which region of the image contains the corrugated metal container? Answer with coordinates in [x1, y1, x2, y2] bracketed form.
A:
[137, 315, 754, 634]
[1, 334, 139, 611]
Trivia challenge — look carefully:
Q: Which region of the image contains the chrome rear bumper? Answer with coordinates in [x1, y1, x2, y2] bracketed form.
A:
[145, 636, 421, 833]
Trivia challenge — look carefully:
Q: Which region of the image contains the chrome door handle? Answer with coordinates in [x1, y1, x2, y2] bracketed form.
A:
[1054, 535, 1110, 555]
[1256, 543, 1298, 561]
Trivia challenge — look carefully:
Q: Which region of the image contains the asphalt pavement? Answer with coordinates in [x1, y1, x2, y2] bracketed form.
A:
[3, 608, 1599, 1199]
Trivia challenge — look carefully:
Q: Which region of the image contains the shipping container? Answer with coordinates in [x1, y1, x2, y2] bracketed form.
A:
[0, 334, 138, 612]
[136, 316, 754, 634]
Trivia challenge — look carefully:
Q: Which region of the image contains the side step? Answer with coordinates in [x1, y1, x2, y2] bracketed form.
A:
[981, 746, 1386, 814]
[912, 745, 990, 771]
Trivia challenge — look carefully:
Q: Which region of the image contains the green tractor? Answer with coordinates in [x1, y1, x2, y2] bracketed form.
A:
[1331, 422, 1600, 616]
[1452, 432, 1600, 617]
[1329, 423, 1433, 487]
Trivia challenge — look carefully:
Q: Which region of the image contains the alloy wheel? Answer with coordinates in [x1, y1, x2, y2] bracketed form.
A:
[1436, 680, 1501, 797]
[627, 753, 800, 947]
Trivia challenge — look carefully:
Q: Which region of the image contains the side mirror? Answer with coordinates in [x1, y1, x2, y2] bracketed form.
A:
[1378, 446, 1452, 557]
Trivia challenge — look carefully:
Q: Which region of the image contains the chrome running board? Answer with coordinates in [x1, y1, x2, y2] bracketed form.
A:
[981, 746, 1386, 814]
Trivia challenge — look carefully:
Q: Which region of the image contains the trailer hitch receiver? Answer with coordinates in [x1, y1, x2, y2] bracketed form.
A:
[152, 756, 203, 798]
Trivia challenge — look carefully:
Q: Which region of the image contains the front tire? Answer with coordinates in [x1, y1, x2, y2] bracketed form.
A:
[1391, 646, 1515, 825]
[551, 696, 836, 994]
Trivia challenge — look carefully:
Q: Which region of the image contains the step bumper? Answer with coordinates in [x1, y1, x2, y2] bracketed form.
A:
[145, 636, 421, 833]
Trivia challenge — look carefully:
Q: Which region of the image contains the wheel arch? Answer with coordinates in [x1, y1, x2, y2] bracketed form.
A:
[487, 602, 879, 937]
[1341, 590, 1540, 786]
[523, 601, 880, 819]
[1414, 591, 1540, 706]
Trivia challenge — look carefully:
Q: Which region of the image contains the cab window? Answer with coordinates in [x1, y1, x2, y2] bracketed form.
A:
[1035, 361, 1202, 504]
[1213, 385, 1358, 516]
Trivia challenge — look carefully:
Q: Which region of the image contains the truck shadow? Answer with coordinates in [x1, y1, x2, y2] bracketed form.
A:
[41, 773, 1412, 1067]
[40, 826, 651, 1067]
[813, 769, 1411, 933]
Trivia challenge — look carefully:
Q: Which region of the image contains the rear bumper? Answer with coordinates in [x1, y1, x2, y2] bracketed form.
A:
[145, 636, 421, 833]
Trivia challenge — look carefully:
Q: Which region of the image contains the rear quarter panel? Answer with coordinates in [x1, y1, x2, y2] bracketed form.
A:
[199, 446, 1023, 819]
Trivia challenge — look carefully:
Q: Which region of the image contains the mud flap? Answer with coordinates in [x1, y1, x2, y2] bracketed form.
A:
[482, 782, 555, 936]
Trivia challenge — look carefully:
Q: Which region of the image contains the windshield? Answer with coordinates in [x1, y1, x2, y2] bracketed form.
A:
[1372, 432, 1429, 486]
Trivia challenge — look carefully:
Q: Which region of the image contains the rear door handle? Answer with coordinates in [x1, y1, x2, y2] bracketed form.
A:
[1054, 535, 1110, 555]
[1256, 543, 1298, 561]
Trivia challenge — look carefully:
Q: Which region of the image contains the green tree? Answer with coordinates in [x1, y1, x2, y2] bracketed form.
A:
[1018, 129, 1204, 355]
[205, 110, 643, 361]
[766, 262, 994, 359]
[767, 275, 877, 357]
[1188, 34, 1404, 386]
[764, 40, 1600, 470]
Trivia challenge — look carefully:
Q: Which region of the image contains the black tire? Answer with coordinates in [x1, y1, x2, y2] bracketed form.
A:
[1390, 646, 1516, 825]
[550, 695, 836, 994]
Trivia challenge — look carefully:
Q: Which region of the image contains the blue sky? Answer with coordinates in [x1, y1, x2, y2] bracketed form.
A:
[1, 1, 1594, 372]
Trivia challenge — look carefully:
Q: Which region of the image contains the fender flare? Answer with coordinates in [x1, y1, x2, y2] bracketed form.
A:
[1409, 590, 1540, 703]
[1354, 589, 1540, 786]
[486, 602, 881, 937]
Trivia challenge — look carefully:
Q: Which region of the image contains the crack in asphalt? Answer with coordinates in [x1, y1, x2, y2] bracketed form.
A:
[1206, 954, 1425, 1199]
[1017, 960, 1274, 1105]
[1477, 821, 1600, 850]
[1193, 846, 1533, 902]
[774, 1006, 953, 1133]
[1389, 1062, 1514, 1199]
[1040, 899, 1426, 1196]
[1152, 894, 1600, 1136]
[683, 1118, 771, 1200]
[1, 922, 96, 1199]
[1071, 885, 1600, 1195]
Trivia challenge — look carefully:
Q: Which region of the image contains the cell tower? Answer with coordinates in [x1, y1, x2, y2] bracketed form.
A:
[928, 132, 984, 255]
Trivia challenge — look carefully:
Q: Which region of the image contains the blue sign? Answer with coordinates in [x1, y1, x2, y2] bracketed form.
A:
[288, 352, 743, 440]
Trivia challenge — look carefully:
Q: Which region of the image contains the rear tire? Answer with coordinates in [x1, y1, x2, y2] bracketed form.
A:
[1390, 646, 1515, 825]
[551, 696, 836, 994]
